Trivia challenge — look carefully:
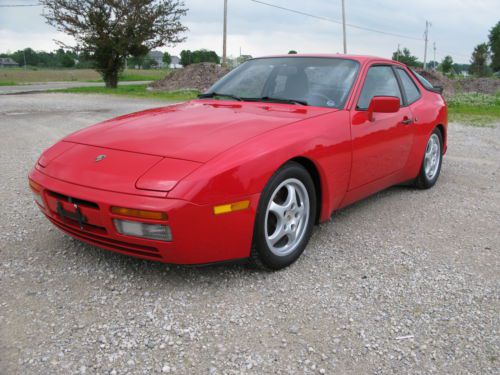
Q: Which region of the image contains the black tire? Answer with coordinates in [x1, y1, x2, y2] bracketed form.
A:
[250, 161, 317, 270]
[414, 127, 443, 189]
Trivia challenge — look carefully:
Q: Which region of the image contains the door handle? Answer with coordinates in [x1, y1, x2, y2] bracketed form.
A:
[401, 117, 413, 125]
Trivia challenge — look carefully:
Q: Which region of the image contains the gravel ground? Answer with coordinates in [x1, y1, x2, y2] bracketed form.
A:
[0, 93, 499, 375]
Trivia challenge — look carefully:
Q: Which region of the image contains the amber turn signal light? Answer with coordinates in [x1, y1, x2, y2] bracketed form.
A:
[110, 206, 168, 221]
[29, 179, 42, 193]
[213, 200, 250, 215]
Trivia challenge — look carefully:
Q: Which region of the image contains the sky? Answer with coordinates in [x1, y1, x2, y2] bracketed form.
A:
[0, 0, 498, 64]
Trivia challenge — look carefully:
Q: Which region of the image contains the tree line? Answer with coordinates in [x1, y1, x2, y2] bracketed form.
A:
[0, 48, 93, 68]
[393, 20, 500, 77]
[180, 49, 220, 66]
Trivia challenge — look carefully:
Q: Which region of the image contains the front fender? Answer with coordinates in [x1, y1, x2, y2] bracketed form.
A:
[168, 111, 352, 222]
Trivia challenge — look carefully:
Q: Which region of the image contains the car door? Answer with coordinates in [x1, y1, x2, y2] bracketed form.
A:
[349, 64, 414, 190]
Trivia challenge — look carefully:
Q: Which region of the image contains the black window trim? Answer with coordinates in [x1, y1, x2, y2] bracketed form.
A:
[393, 66, 422, 106]
[355, 63, 404, 111]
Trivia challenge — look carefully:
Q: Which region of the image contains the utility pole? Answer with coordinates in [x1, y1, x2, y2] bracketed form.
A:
[341, 0, 347, 54]
[423, 20, 431, 70]
[396, 43, 400, 61]
[222, 0, 228, 66]
[23, 49, 27, 71]
[433, 42, 436, 70]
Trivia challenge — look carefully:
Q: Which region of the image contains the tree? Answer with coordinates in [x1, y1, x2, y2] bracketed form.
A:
[440, 55, 453, 74]
[489, 21, 500, 72]
[452, 63, 470, 75]
[391, 47, 421, 68]
[288, 50, 298, 54]
[180, 49, 219, 66]
[11, 48, 40, 66]
[237, 55, 252, 65]
[40, 0, 188, 88]
[60, 53, 75, 68]
[428, 60, 439, 70]
[163, 52, 172, 66]
[180, 50, 192, 66]
[469, 43, 491, 76]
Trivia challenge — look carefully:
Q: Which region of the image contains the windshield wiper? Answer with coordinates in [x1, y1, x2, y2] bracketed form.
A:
[252, 96, 309, 106]
[198, 92, 243, 101]
[198, 93, 308, 106]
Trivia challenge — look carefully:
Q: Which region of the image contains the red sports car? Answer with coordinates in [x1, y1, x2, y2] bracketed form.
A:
[29, 55, 447, 269]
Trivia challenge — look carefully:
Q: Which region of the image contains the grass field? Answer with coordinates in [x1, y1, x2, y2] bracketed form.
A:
[0, 68, 169, 84]
[51, 84, 199, 102]
[447, 92, 500, 127]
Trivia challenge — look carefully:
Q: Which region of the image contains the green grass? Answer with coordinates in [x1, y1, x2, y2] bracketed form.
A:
[0, 68, 169, 84]
[119, 69, 170, 81]
[51, 84, 199, 102]
[0, 81, 16, 86]
[447, 92, 500, 127]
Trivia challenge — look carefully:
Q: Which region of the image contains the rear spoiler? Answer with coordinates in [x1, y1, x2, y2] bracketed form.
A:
[429, 86, 444, 95]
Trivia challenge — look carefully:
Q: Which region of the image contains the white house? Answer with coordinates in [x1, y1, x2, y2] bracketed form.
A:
[169, 56, 182, 69]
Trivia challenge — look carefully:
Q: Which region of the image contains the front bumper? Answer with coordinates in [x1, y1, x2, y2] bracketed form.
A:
[29, 168, 260, 265]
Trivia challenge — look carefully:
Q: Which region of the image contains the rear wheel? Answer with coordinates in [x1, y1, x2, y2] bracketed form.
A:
[415, 128, 443, 189]
[250, 162, 316, 270]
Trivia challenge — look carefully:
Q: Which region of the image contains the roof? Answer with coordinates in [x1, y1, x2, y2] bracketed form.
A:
[148, 50, 163, 59]
[0, 57, 18, 65]
[255, 53, 402, 66]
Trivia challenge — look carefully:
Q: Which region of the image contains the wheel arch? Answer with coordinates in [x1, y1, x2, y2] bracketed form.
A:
[435, 124, 446, 149]
[289, 156, 322, 224]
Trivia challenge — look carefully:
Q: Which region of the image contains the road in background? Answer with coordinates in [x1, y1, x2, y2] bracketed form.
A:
[0, 81, 151, 95]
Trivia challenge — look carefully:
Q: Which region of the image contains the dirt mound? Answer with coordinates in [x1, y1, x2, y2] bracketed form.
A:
[415, 69, 457, 97]
[150, 63, 231, 92]
[457, 77, 500, 95]
[415, 69, 500, 97]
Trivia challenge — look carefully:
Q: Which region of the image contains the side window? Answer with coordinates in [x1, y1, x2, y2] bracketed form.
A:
[357, 66, 402, 110]
[396, 68, 421, 104]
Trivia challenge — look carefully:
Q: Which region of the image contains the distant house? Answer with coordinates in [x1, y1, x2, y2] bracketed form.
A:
[169, 56, 182, 69]
[0, 57, 19, 68]
[148, 50, 164, 68]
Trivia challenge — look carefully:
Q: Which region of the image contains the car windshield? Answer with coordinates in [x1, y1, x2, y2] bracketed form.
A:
[203, 57, 359, 108]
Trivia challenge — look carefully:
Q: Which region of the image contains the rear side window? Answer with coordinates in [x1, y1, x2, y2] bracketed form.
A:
[357, 66, 402, 110]
[410, 69, 434, 90]
[396, 68, 421, 104]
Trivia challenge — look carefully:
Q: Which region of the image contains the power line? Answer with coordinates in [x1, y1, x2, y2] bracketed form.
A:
[249, 0, 423, 41]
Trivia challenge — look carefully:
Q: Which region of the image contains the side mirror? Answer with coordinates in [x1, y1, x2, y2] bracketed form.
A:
[367, 96, 400, 121]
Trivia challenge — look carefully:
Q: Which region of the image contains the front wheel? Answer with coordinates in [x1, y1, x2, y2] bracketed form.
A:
[250, 162, 316, 270]
[415, 128, 443, 189]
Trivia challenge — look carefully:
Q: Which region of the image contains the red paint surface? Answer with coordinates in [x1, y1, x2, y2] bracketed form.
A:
[29, 55, 447, 265]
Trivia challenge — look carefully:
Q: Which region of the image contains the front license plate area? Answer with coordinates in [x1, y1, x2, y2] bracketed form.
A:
[56, 201, 87, 229]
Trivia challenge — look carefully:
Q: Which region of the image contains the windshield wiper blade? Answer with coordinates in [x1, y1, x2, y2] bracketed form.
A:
[254, 96, 309, 106]
[198, 92, 243, 101]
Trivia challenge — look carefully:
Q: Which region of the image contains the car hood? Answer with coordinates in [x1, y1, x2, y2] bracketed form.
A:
[64, 100, 337, 162]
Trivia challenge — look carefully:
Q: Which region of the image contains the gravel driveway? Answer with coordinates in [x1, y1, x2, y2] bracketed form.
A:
[0, 93, 499, 375]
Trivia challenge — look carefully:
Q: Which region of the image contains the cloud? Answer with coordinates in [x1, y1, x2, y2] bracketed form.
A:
[0, 0, 498, 63]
